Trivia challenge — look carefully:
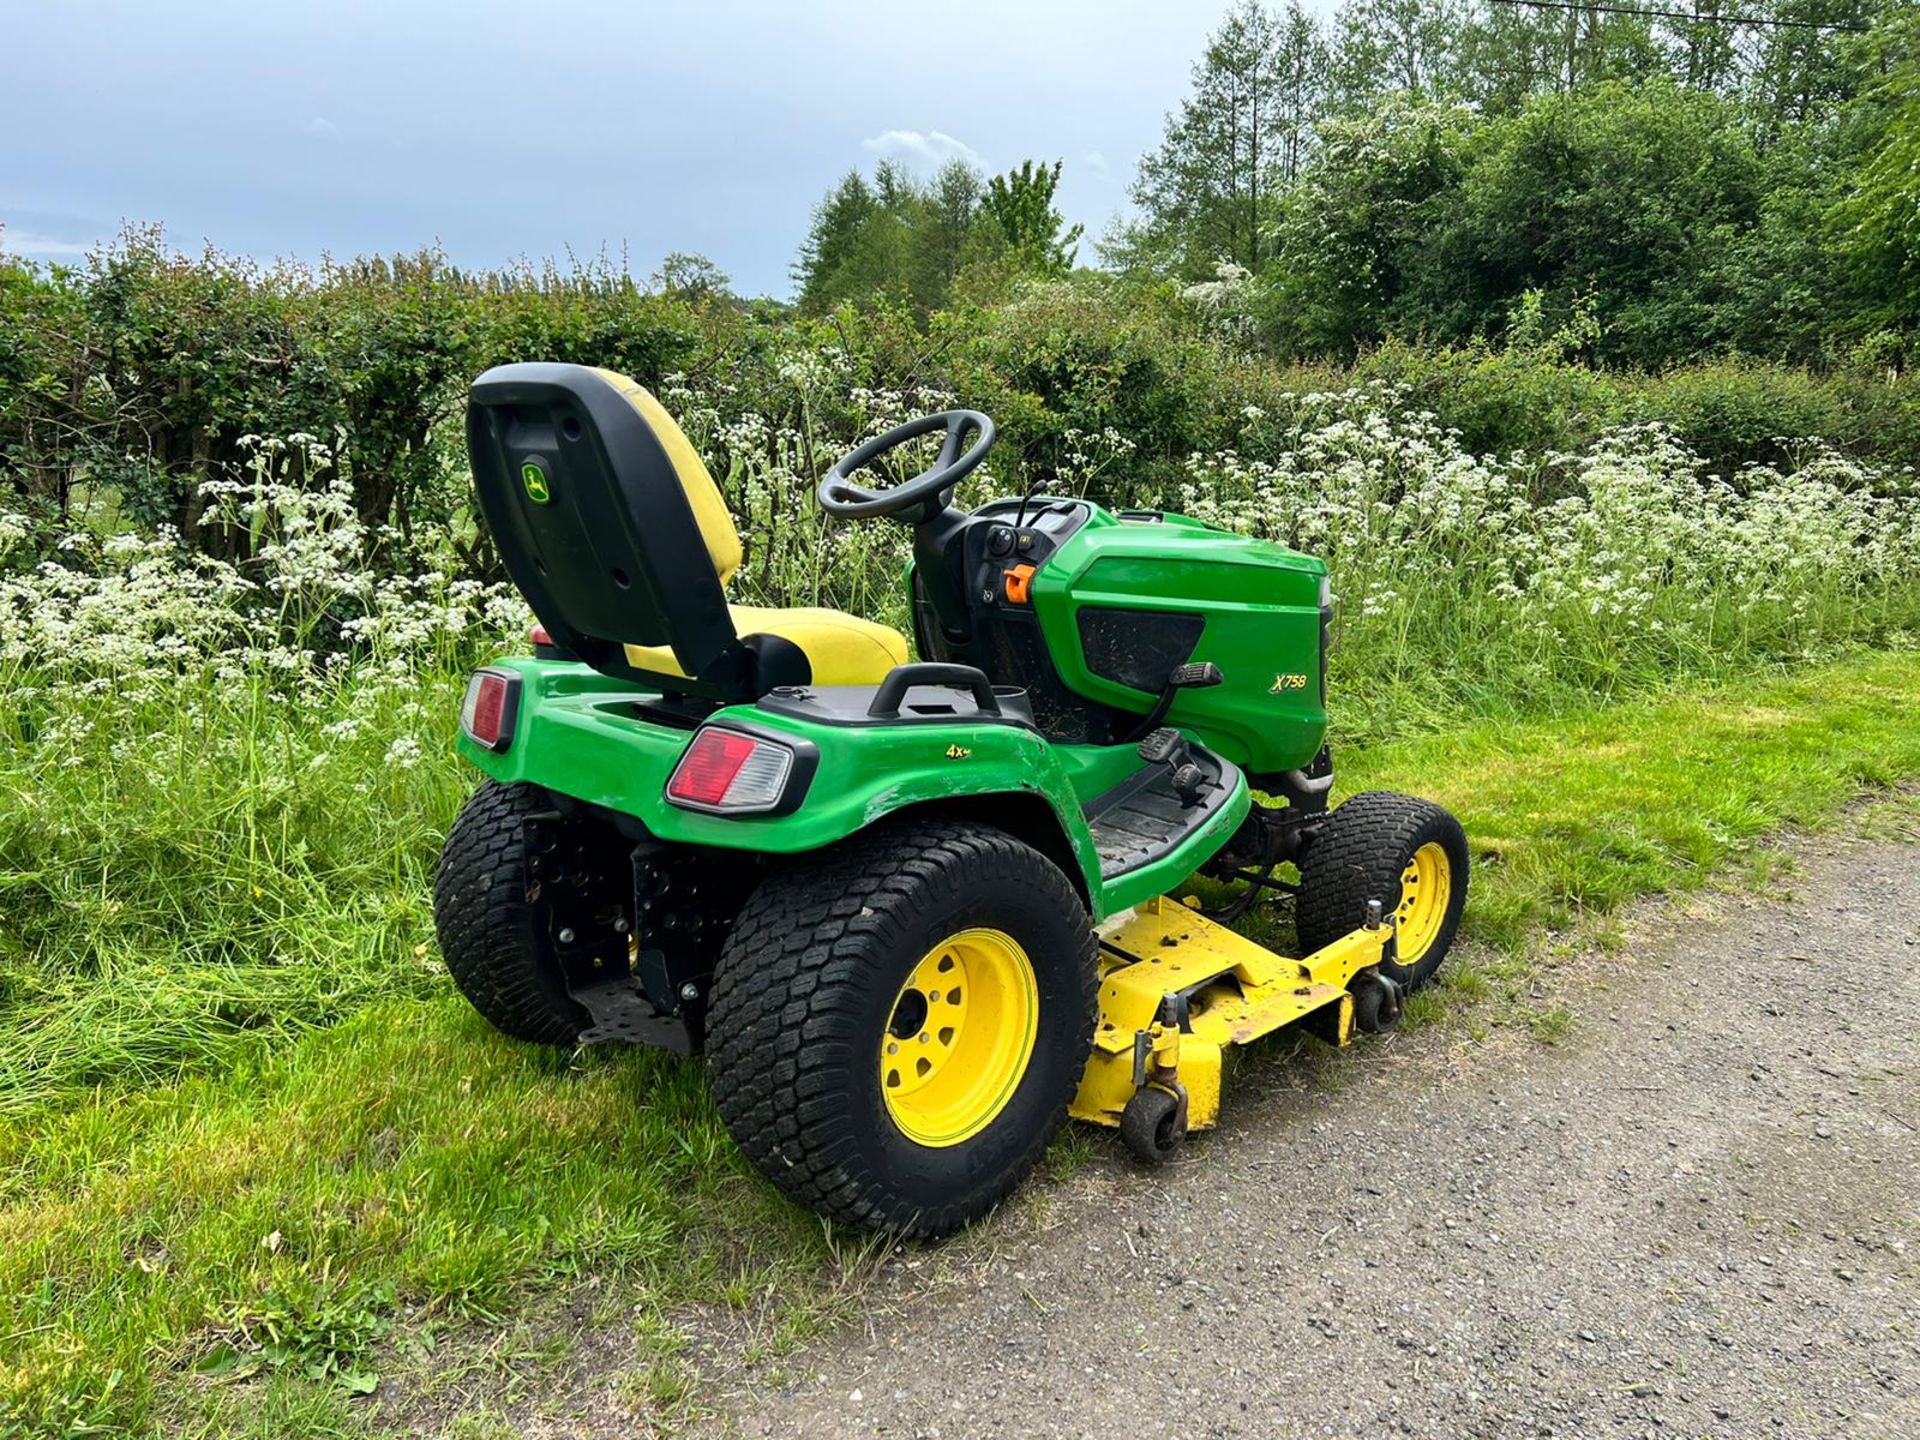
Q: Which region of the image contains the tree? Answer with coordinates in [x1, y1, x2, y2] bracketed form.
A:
[1258, 75, 1823, 363]
[1749, 0, 1878, 125]
[1266, 98, 1475, 353]
[1657, 0, 1751, 94]
[1329, 0, 1467, 105]
[1829, 6, 1920, 332]
[791, 156, 1088, 312]
[1274, 3, 1331, 181]
[977, 160, 1084, 274]
[1453, 2, 1665, 110]
[793, 170, 880, 310]
[1116, 1, 1326, 278]
[1433, 81, 1775, 361]
[917, 159, 985, 298]
[651, 251, 731, 301]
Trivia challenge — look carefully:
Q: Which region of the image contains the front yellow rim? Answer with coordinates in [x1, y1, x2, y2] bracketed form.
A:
[880, 928, 1039, 1148]
[1395, 842, 1453, 964]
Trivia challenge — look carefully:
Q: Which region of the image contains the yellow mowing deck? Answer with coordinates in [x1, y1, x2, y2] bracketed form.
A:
[1071, 894, 1393, 1132]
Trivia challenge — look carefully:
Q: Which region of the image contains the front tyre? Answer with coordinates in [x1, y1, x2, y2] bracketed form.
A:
[706, 819, 1098, 1238]
[1296, 790, 1469, 990]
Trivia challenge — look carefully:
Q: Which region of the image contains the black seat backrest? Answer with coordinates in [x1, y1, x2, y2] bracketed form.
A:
[466, 363, 754, 699]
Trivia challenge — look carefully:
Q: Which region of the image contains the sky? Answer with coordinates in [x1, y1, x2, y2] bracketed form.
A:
[0, 0, 1243, 298]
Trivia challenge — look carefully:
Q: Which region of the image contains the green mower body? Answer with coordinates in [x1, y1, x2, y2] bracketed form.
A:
[457, 498, 1328, 921]
[436, 362, 1467, 1237]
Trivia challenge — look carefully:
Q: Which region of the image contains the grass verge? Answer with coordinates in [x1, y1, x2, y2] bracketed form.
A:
[4, 646, 1918, 1438]
[1350, 645, 1920, 945]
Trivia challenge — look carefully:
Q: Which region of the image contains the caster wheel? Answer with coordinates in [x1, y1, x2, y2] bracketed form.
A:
[1351, 973, 1403, 1034]
[1121, 1086, 1186, 1164]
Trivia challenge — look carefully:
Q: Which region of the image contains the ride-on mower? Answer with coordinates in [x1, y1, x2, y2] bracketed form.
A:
[435, 363, 1468, 1237]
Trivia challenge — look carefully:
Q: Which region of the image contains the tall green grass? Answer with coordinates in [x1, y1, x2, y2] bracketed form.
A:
[0, 664, 468, 1115]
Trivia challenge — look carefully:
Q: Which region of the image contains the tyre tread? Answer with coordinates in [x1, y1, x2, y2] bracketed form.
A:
[1296, 789, 1467, 986]
[432, 780, 585, 1045]
[707, 818, 1097, 1238]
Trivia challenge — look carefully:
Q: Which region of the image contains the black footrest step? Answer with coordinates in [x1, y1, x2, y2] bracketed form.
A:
[1138, 727, 1182, 764]
[1086, 740, 1236, 880]
[568, 974, 695, 1055]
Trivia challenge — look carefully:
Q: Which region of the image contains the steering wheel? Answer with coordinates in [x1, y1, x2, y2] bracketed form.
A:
[817, 410, 995, 520]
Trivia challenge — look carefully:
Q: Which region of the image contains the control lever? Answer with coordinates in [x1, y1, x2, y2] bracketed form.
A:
[1137, 728, 1210, 808]
[1171, 761, 1207, 808]
[1125, 661, 1223, 744]
[1137, 727, 1187, 765]
[1166, 661, 1224, 689]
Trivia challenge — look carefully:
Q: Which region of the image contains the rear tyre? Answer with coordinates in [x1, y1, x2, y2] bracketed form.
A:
[706, 818, 1098, 1238]
[1296, 791, 1469, 990]
[433, 779, 587, 1045]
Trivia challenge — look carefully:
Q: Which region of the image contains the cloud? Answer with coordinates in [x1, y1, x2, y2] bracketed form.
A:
[0, 227, 96, 258]
[860, 128, 984, 172]
[303, 115, 340, 140]
[1083, 149, 1114, 182]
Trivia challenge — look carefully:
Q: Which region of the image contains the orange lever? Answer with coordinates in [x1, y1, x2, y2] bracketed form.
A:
[1003, 563, 1037, 604]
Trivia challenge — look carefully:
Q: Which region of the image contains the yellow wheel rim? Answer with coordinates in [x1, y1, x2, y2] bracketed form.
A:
[880, 928, 1039, 1148]
[1394, 842, 1452, 965]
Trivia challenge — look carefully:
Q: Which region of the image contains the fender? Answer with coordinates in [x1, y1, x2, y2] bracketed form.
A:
[457, 657, 1115, 913]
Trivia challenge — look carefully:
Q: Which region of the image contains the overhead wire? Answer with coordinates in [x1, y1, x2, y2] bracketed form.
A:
[1486, 0, 1868, 32]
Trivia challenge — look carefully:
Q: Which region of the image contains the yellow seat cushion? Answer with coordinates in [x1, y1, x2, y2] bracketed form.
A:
[624, 605, 908, 685]
[586, 371, 905, 688]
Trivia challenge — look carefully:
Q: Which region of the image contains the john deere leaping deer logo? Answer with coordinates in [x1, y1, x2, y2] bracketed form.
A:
[520, 461, 552, 504]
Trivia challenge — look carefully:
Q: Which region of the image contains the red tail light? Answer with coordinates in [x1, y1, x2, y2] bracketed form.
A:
[666, 728, 797, 813]
[460, 669, 520, 752]
[529, 621, 578, 661]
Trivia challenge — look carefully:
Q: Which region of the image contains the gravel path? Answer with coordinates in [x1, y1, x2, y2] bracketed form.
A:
[705, 830, 1920, 1439]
